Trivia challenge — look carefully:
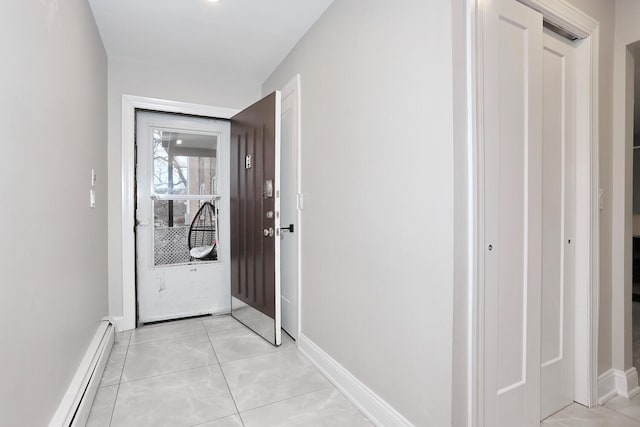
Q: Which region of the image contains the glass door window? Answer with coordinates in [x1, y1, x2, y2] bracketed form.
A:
[151, 129, 219, 266]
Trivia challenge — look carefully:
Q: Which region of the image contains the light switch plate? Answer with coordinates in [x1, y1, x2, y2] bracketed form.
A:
[599, 188, 604, 210]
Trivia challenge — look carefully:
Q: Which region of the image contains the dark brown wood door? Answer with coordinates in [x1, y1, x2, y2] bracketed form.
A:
[230, 91, 281, 345]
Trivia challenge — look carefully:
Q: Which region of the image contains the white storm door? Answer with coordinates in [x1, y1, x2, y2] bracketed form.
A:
[482, 0, 543, 426]
[540, 29, 576, 419]
[136, 111, 231, 324]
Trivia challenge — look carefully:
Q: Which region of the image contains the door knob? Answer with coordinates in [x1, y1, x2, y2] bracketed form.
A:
[280, 224, 294, 233]
[263, 227, 274, 237]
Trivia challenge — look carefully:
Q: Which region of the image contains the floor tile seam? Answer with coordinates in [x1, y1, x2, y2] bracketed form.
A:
[129, 329, 208, 346]
[108, 337, 132, 427]
[237, 384, 336, 419]
[599, 404, 640, 424]
[204, 326, 246, 427]
[204, 326, 247, 339]
[136, 318, 206, 330]
[119, 360, 221, 386]
[217, 345, 298, 366]
[189, 412, 241, 427]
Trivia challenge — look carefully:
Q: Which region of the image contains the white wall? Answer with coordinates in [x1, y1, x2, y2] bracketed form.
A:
[0, 1, 108, 425]
[612, 0, 640, 378]
[107, 58, 261, 318]
[262, 0, 455, 425]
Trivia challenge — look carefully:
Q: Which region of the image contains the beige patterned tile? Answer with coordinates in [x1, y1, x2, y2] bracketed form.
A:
[240, 387, 371, 427]
[203, 315, 244, 337]
[222, 348, 330, 412]
[193, 414, 243, 427]
[542, 403, 640, 426]
[100, 344, 128, 387]
[122, 333, 216, 382]
[210, 326, 294, 363]
[111, 365, 236, 427]
[86, 385, 117, 427]
[130, 319, 206, 345]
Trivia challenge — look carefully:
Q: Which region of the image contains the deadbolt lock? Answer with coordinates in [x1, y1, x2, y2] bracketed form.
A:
[263, 180, 273, 199]
[266, 211, 274, 219]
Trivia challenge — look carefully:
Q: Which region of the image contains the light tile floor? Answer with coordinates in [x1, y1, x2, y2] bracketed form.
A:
[541, 301, 640, 426]
[86, 316, 372, 427]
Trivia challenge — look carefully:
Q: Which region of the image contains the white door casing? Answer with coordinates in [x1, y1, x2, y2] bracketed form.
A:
[540, 29, 576, 419]
[135, 111, 231, 323]
[280, 75, 301, 339]
[482, 0, 543, 425]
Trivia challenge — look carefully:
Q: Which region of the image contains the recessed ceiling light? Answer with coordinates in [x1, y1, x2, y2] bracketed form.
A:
[176, 139, 183, 145]
[207, 0, 220, 3]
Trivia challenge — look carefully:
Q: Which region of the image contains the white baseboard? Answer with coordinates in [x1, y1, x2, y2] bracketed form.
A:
[615, 367, 640, 399]
[598, 367, 640, 404]
[110, 316, 125, 332]
[49, 319, 115, 427]
[598, 369, 617, 404]
[297, 334, 413, 427]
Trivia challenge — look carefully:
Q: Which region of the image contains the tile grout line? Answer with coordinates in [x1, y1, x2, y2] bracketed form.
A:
[204, 328, 246, 427]
[108, 330, 132, 427]
[239, 384, 336, 416]
[118, 360, 221, 386]
[599, 403, 640, 424]
[214, 341, 297, 365]
[128, 326, 208, 347]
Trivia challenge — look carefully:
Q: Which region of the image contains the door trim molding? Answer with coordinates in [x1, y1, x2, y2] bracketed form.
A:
[279, 74, 302, 340]
[120, 95, 239, 330]
[465, 0, 600, 424]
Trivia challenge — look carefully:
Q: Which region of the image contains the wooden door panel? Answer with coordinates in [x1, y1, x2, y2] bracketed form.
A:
[231, 92, 281, 345]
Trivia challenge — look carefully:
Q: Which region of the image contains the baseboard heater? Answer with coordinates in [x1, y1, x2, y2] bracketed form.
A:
[49, 319, 115, 427]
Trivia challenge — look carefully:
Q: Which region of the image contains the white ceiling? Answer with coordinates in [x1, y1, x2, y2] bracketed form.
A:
[88, 0, 333, 83]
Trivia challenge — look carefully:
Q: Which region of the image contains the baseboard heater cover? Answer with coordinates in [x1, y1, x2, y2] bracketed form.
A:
[48, 319, 115, 427]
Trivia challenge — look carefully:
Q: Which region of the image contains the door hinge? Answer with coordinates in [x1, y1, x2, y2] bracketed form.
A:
[297, 193, 304, 210]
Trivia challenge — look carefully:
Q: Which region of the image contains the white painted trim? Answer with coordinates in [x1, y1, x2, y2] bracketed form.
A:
[518, 0, 597, 39]
[597, 368, 640, 404]
[468, 0, 600, 424]
[598, 369, 617, 405]
[614, 368, 640, 399]
[279, 74, 302, 340]
[298, 334, 413, 427]
[107, 316, 124, 333]
[274, 90, 282, 346]
[48, 319, 114, 427]
[120, 95, 240, 331]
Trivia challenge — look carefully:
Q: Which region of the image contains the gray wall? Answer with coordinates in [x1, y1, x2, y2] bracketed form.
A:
[0, 1, 108, 425]
[107, 58, 261, 318]
[612, 0, 640, 380]
[263, 0, 454, 424]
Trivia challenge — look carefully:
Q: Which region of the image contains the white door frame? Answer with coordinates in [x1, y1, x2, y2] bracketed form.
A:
[465, 0, 600, 423]
[120, 95, 239, 331]
[279, 75, 303, 340]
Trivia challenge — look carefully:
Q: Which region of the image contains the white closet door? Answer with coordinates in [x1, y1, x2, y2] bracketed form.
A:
[482, 0, 543, 425]
[540, 29, 576, 419]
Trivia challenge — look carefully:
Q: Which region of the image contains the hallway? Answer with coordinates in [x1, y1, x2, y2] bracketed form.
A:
[86, 317, 371, 426]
